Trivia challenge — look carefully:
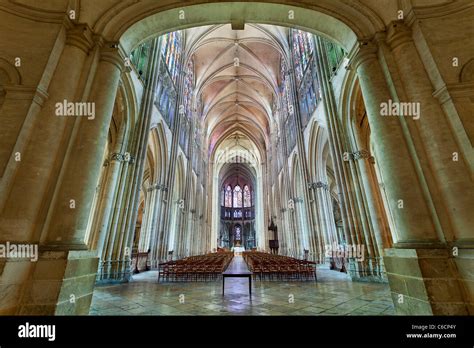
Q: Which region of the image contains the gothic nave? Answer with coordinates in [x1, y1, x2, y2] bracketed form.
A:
[0, 0, 473, 318]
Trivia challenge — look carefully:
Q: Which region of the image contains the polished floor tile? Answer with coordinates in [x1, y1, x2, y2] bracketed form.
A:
[90, 265, 395, 316]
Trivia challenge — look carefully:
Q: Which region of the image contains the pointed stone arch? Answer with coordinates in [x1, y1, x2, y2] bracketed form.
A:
[0, 57, 21, 86]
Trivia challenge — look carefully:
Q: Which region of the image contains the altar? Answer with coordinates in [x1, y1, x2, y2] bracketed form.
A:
[231, 246, 245, 255]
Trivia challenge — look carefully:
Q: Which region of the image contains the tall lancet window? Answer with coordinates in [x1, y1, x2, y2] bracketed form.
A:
[225, 185, 233, 207]
[130, 41, 151, 83]
[154, 31, 184, 128]
[279, 58, 291, 116]
[291, 29, 314, 86]
[233, 185, 243, 208]
[161, 31, 183, 84]
[183, 58, 195, 118]
[279, 58, 296, 152]
[323, 38, 346, 75]
[243, 185, 252, 207]
[291, 29, 320, 127]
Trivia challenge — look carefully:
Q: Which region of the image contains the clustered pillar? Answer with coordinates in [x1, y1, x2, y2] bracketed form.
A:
[349, 29, 471, 314]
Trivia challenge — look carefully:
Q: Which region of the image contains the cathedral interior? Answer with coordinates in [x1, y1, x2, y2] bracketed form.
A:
[0, 0, 473, 318]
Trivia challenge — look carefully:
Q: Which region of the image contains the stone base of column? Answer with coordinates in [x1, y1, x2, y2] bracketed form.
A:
[348, 257, 388, 283]
[0, 258, 32, 314]
[96, 259, 132, 284]
[17, 250, 98, 315]
[453, 248, 474, 315]
[384, 248, 471, 315]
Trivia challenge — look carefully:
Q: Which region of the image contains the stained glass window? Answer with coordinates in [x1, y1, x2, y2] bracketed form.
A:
[285, 112, 297, 152]
[160, 31, 183, 85]
[243, 185, 252, 207]
[323, 38, 346, 75]
[290, 29, 322, 128]
[130, 41, 151, 83]
[235, 226, 241, 240]
[155, 31, 195, 131]
[279, 58, 291, 119]
[183, 58, 194, 118]
[225, 185, 232, 207]
[233, 185, 242, 208]
[178, 119, 190, 155]
[154, 32, 183, 128]
[279, 58, 297, 152]
[291, 29, 314, 86]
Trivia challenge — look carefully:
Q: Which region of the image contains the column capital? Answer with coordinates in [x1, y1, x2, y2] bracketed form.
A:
[99, 41, 126, 72]
[110, 152, 125, 162]
[147, 183, 168, 191]
[386, 20, 413, 50]
[155, 183, 165, 191]
[308, 181, 329, 190]
[65, 23, 94, 54]
[33, 86, 49, 107]
[2, 85, 35, 99]
[373, 31, 387, 45]
[351, 149, 375, 163]
[434, 82, 474, 106]
[348, 40, 378, 71]
[110, 152, 134, 163]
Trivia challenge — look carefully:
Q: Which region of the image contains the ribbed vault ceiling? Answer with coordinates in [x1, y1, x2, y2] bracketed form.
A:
[186, 23, 288, 156]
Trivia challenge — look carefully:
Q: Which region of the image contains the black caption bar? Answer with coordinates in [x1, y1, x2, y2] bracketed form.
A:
[0, 316, 472, 346]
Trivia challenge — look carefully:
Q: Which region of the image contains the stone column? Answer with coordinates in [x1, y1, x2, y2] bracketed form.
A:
[139, 187, 153, 251]
[378, 21, 472, 315]
[94, 123, 128, 253]
[351, 148, 391, 251]
[15, 25, 111, 315]
[312, 183, 330, 256]
[351, 41, 437, 245]
[307, 183, 324, 262]
[0, 86, 39, 179]
[287, 73, 318, 260]
[117, 37, 163, 280]
[181, 113, 198, 258]
[98, 155, 133, 281]
[44, 40, 124, 248]
[353, 38, 470, 314]
[349, 149, 387, 280]
[314, 36, 366, 272]
[0, 23, 93, 242]
[148, 184, 165, 267]
[155, 185, 169, 263]
[160, 95, 183, 261]
[386, 21, 474, 242]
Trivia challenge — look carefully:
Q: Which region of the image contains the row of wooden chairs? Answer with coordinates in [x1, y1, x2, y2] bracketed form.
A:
[158, 252, 233, 282]
[243, 251, 317, 281]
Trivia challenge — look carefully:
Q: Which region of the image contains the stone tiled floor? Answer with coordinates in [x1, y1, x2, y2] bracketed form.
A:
[90, 265, 395, 316]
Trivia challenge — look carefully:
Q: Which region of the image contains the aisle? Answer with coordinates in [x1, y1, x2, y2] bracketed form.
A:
[223, 255, 250, 274]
